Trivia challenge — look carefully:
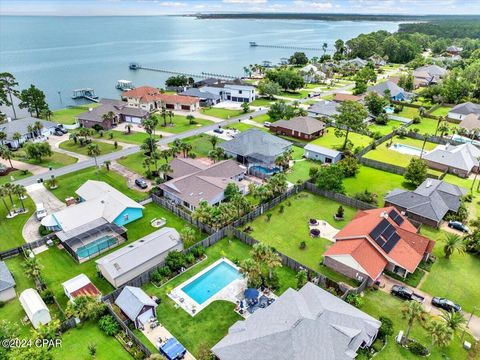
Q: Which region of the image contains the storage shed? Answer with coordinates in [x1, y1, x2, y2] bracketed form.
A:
[19, 288, 51, 329]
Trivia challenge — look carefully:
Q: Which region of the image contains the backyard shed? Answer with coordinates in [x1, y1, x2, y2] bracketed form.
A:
[62, 273, 101, 301]
[115, 286, 157, 329]
[304, 143, 342, 164]
[19, 288, 51, 329]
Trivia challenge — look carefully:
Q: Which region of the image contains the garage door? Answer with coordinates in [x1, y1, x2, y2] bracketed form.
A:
[181, 105, 191, 111]
[125, 116, 142, 124]
[165, 104, 175, 109]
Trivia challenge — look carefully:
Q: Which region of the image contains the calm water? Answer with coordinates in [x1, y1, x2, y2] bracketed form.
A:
[0, 16, 400, 109]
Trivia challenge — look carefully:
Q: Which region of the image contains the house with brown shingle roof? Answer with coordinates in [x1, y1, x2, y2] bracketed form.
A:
[324, 207, 434, 285]
[122, 86, 200, 112]
[269, 116, 326, 140]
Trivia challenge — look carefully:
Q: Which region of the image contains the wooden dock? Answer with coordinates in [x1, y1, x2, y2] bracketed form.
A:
[71, 88, 99, 102]
[131, 65, 238, 80]
[249, 41, 327, 52]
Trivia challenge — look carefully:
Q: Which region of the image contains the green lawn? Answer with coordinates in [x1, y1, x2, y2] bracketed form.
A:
[411, 96, 434, 108]
[368, 120, 404, 136]
[106, 130, 160, 145]
[0, 169, 32, 185]
[52, 103, 100, 125]
[156, 115, 213, 134]
[360, 290, 474, 360]
[59, 140, 121, 156]
[226, 122, 267, 133]
[143, 237, 297, 356]
[251, 98, 276, 107]
[244, 191, 358, 285]
[49, 167, 145, 202]
[200, 108, 246, 119]
[429, 106, 452, 117]
[13, 150, 78, 169]
[363, 136, 438, 168]
[249, 114, 271, 124]
[343, 165, 415, 206]
[286, 159, 318, 184]
[419, 226, 480, 314]
[408, 117, 440, 134]
[278, 90, 309, 99]
[117, 152, 147, 175]
[396, 106, 419, 119]
[0, 195, 34, 251]
[50, 321, 132, 360]
[310, 129, 372, 151]
[179, 134, 225, 157]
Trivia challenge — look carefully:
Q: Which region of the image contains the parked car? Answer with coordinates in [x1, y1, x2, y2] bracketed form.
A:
[55, 126, 68, 134]
[213, 128, 224, 134]
[35, 203, 47, 221]
[448, 221, 469, 233]
[264, 121, 271, 127]
[390, 285, 425, 303]
[432, 297, 461, 312]
[135, 178, 148, 189]
[53, 129, 64, 136]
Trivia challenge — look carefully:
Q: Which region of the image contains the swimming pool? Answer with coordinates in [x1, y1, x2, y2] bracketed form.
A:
[76, 235, 118, 259]
[181, 261, 242, 305]
[452, 134, 480, 147]
[391, 143, 425, 157]
[384, 106, 395, 114]
[250, 166, 281, 175]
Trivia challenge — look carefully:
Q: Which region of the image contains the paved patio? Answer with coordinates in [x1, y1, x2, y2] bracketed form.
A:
[309, 219, 340, 242]
[142, 323, 196, 360]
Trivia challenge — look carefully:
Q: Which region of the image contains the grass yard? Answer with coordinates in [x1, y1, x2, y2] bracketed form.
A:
[59, 140, 121, 156]
[0, 169, 32, 185]
[52, 103, 100, 125]
[343, 165, 414, 206]
[243, 191, 358, 285]
[408, 117, 440, 134]
[13, 150, 78, 169]
[106, 130, 160, 145]
[310, 128, 372, 151]
[179, 134, 225, 157]
[360, 290, 474, 360]
[249, 113, 270, 124]
[277, 90, 309, 99]
[419, 226, 480, 314]
[396, 106, 419, 119]
[143, 237, 297, 356]
[363, 136, 438, 168]
[226, 122, 267, 133]
[116, 151, 147, 175]
[156, 115, 213, 134]
[286, 159, 318, 184]
[201, 108, 247, 119]
[49, 167, 145, 202]
[0, 196, 34, 251]
[251, 98, 276, 107]
[429, 106, 452, 117]
[368, 120, 404, 136]
[411, 96, 434, 108]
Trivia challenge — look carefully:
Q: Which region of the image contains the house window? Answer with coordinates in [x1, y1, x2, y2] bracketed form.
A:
[325, 157, 332, 163]
[238, 90, 243, 94]
[123, 214, 129, 221]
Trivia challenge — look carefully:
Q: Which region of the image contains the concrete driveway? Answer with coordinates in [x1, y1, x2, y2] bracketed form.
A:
[110, 161, 152, 193]
[21, 183, 66, 242]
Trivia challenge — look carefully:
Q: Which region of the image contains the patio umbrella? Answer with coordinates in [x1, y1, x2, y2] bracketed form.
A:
[244, 288, 259, 299]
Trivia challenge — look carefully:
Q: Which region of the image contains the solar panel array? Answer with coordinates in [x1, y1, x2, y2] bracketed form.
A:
[389, 209, 404, 226]
[368, 216, 402, 254]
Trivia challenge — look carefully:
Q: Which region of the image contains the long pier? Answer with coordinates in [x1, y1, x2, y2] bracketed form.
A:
[131, 65, 238, 80]
[249, 41, 330, 52]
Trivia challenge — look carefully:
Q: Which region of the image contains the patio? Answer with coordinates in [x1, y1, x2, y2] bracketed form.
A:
[142, 322, 195, 360]
[234, 288, 277, 319]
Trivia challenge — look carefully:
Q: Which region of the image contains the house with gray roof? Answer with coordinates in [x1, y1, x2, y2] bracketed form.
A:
[115, 286, 158, 328]
[413, 65, 447, 87]
[304, 143, 342, 164]
[448, 102, 480, 121]
[219, 129, 292, 173]
[459, 113, 480, 132]
[159, 158, 246, 210]
[307, 100, 340, 119]
[212, 282, 380, 360]
[367, 80, 413, 101]
[96, 227, 183, 288]
[385, 179, 467, 227]
[269, 116, 325, 140]
[180, 88, 221, 106]
[423, 143, 480, 178]
[0, 261, 16, 302]
[0, 117, 57, 149]
[77, 98, 149, 130]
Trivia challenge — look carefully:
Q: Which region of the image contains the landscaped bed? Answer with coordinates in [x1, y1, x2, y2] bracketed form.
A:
[59, 140, 121, 156]
[0, 169, 32, 185]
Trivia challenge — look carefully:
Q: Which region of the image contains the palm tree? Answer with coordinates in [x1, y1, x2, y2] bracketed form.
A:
[0, 145, 13, 168]
[3, 182, 15, 207]
[158, 163, 172, 180]
[0, 131, 6, 145]
[401, 300, 427, 345]
[192, 200, 211, 224]
[33, 121, 43, 138]
[180, 226, 197, 247]
[168, 110, 174, 125]
[186, 114, 195, 125]
[425, 320, 453, 352]
[209, 135, 219, 149]
[322, 42, 328, 55]
[443, 233, 465, 259]
[125, 123, 133, 134]
[252, 243, 282, 279]
[69, 133, 78, 144]
[13, 184, 26, 211]
[239, 258, 262, 286]
[0, 185, 12, 216]
[87, 143, 101, 168]
[22, 257, 42, 280]
[208, 147, 224, 163]
[12, 132, 21, 144]
[440, 310, 467, 332]
[104, 160, 111, 171]
[27, 124, 34, 139]
[160, 107, 168, 127]
[419, 133, 430, 159]
[159, 149, 171, 163]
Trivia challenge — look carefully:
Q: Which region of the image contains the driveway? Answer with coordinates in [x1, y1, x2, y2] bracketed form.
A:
[379, 274, 480, 340]
[21, 183, 66, 243]
[109, 161, 152, 193]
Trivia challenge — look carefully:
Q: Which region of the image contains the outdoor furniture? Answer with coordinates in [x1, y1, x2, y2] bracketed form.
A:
[160, 337, 187, 360]
[244, 288, 259, 301]
[309, 219, 319, 226]
[310, 229, 320, 237]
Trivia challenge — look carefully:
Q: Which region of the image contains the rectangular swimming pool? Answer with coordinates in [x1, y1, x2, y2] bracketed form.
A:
[76, 235, 117, 259]
[181, 261, 242, 304]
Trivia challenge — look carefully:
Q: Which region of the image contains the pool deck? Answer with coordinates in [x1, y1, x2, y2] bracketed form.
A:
[168, 258, 247, 316]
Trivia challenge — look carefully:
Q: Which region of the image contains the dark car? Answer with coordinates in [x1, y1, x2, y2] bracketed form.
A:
[390, 285, 425, 303]
[55, 126, 68, 134]
[135, 178, 148, 189]
[213, 128, 224, 134]
[448, 221, 469, 233]
[53, 129, 64, 136]
[432, 297, 461, 312]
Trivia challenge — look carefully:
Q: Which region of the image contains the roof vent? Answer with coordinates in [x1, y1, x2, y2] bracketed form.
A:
[113, 263, 121, 270]
[380, 211, 388, 219]
[425, 179, 433, 188]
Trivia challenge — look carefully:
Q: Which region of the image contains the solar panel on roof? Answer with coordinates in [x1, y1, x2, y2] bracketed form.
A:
[374, 236, 385, 247]
[382, 224, 396, 240]
[389, 209, 404, 225]
[382, 232, 401, 253]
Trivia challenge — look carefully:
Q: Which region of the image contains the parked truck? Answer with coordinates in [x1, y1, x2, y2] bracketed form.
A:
[390, 285, 425, 303]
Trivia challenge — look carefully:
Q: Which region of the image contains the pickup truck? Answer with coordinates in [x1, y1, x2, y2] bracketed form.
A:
[390, 285, 425, 303]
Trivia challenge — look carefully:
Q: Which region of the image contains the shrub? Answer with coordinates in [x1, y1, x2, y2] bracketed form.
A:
[40, 289, 55, 305]
[264, 271, 280, 291]
[279, 204, 285, 214]
[165, 251, 186, 272]
[38, 225, 51, 237]
[185, 252, 195, 265]
[354, 189, 378, 205]
[412, 116, 421, 124]
[345, 293, 364, 308]
[98, 315, 120, 336]
[151, 271, 163, 284]
[378, 316, 394, 340]
[336, 206, 344, 219]
[407, 341, 429, 356]
[299, 241, 307, 250]
[92, 124, 104, 132]
[191, 246, 206, 259]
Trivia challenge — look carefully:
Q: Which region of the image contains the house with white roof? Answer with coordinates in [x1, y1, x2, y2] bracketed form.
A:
[200, 79, 256, 103]
[19, 288, 51, 329]
[299, 64, 325, 83]
[115, 286, 158, 329]
[423, 143, 480, 178]
[304, 143, 342, 164]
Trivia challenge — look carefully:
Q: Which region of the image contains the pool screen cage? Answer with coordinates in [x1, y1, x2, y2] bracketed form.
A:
[62, 223, 127, 263]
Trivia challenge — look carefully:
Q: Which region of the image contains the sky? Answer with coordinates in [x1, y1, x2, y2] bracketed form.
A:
[1, 0, 480, 16]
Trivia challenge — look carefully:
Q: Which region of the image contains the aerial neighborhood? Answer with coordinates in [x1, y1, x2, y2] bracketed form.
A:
[1, 10, 480, 360]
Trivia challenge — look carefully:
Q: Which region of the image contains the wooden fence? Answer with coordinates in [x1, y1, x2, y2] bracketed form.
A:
[405, 131, 464, 146]
[360, 157, 407, 175]
[304, 182, 377, 210]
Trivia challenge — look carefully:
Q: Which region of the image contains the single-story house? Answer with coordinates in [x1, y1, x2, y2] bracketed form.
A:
[324, 207, 435, 284]
[0, 260, 16, 302]
[304, 143, 342, 164]
[212, 282, 381, 360]
[448, 102, 480, 121]
[307, 100, 340, 119]
[77, 99, 149, 129]
[200, 79, 256, 103]
[369, 55, 386, 67]
[269, 116, 326, 140]
[41, 180, 143, 261]
[159, 158, 247, 210]
[179, 88, 221, 106]
[299, 64, 325, 83]
[422, 143, 480, 178]
[459, 113, 480, 132]
[115, 286, 158, 329]
[96, 227, 183, 288]
[0, 117, 57, 149]
[19, 288, 51, 329]
[385, 179, 467, 227]
[122, 86, 200, 112]
[219, 129, 292, 173]
[62, 273, 101, 301]
[341, 57, 368, 68]
[367, 80, 413, 101]
[413, 65, 447, 87]
[446, 46, 462, 56]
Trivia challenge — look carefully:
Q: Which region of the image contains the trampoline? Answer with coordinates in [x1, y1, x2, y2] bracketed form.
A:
[160, 337, 186, 360]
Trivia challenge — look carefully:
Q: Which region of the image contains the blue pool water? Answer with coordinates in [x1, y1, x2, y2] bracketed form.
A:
[391, 143, 425, 157]
[76, 235, 117, 259]
[182, 261, 242, 305]
[452, 134, 480, 147]
[384, 106, 395, 114]
[250, 166, 281, 175]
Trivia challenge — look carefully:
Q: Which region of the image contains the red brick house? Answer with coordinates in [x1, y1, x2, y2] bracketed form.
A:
[122, 86, 199, 112]
[324, 207, 435, 285]
[269, 116, 325, 140]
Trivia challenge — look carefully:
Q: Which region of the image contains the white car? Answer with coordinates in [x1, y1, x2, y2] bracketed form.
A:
[264, 121, 271, 127]
[35, 203, 47, 221]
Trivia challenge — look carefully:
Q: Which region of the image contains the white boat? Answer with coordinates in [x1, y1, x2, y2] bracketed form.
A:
[116, 80, 134, 91]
